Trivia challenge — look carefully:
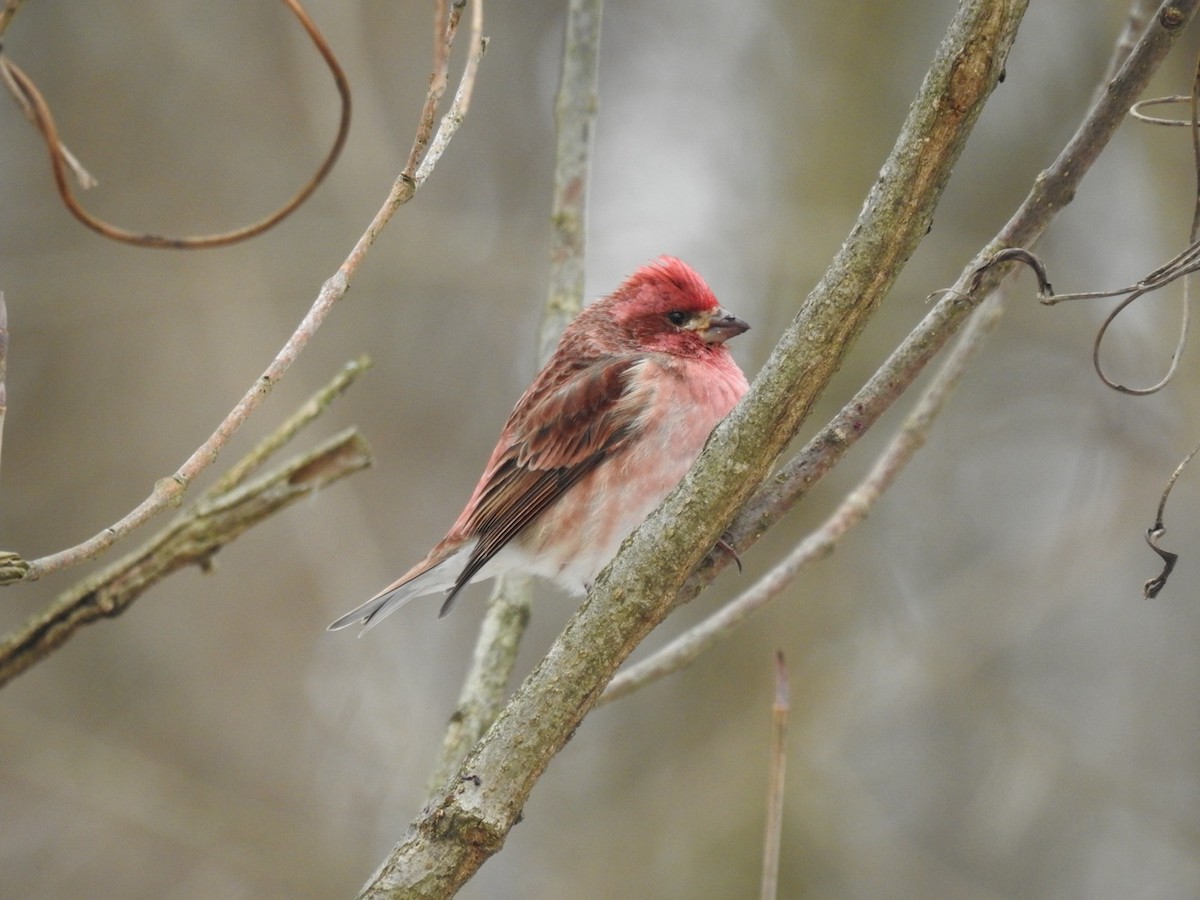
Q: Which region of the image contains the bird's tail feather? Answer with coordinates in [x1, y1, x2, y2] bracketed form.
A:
[327, 553, 463, 635]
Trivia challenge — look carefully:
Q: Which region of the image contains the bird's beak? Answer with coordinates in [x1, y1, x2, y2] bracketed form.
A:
[699, 308, 751, 344]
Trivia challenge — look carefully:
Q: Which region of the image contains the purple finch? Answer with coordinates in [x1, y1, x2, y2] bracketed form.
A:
[329, 256, 749, 633]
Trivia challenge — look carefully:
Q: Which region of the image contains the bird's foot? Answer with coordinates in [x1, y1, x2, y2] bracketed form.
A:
[715, 535, 742, 573]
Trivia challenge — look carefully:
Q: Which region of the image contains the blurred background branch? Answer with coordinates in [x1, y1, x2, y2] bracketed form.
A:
[427, 0, 601, 792]
[0, 0, 25, 39]
[0, 428, 370, 688]
[759, 651, 789, 900]
[0, 293, 7, 490]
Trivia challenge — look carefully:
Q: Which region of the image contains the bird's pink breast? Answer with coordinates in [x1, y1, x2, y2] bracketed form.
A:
[517, 351, 748, 590]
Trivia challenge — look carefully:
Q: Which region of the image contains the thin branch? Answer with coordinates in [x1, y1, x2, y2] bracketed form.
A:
[0, 0, 25, 39]
[1, 5, 487, 587]
[601, 291, 1007, 705]
[403, 0, 466, 178]
[0, 427, 372, 689]
[1098, 0, 1161, 92]
[203, 355, 372, 500]
[760, 651, 789, 900]
[0, 0, 352, 248]
[424, 0, 600, 790]
[411, 0, 486, 189]
[358, 3, 1024, 895]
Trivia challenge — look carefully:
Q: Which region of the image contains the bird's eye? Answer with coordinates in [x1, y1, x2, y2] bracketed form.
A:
[666, 311, 688, 327]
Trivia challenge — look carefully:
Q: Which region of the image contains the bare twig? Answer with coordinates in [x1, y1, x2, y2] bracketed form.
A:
[404, 0, 467, 178]
[411, 0, 486, 189]
[425, 0, 597, 794]
[203, 355, 372, 501]
[0, 428, 372, 689]
[760, 652, 789, 900]
[357, 3, 1023, 895]
[1098, 0, 1161, 92]
[1038, 239, 1200, 306]
[2, 5, 487, 587]
[601, 292, 1007, 704]
[0, 0, 352, 248]
[0, 0, 26, 39]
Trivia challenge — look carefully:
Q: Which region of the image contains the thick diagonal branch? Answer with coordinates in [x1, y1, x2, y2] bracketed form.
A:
[357, 3, 1025, 896]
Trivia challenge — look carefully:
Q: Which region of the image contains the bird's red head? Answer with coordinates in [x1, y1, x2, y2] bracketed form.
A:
[603, 256, 750, 357]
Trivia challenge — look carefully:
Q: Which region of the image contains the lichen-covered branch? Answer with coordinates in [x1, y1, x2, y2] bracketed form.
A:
[356, 3, 1024, 896]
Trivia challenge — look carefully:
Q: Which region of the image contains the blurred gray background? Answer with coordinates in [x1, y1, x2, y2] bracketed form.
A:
[2, 2, 1199, 898]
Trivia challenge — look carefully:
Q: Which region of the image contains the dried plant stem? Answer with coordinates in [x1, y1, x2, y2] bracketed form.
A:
[1144, 437, 1200, 597]
[0, 0, 352, 248]
[760, 652, 789, 900]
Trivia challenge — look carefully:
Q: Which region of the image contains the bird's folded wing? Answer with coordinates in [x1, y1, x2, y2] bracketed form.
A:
[449, 355, 647, 597]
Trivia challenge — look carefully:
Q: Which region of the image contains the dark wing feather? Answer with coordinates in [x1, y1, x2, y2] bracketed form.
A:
[439, 356, 644, 614]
